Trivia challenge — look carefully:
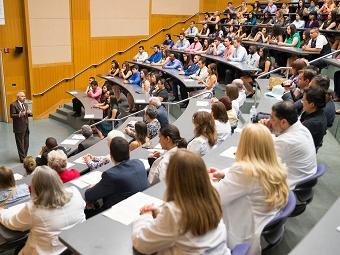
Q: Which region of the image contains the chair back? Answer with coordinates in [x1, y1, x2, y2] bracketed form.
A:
[231, 243, 251, 255]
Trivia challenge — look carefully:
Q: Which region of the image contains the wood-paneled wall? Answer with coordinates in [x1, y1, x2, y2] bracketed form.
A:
[1, 0, 238, 119]
[0, 0, 30, 121]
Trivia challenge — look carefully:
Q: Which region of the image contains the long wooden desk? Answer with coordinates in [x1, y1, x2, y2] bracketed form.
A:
[67, 91, 103, 119]
[289, 197, 340, 255]
[241, 41, 319, 56]
[97, 75, 150, 105]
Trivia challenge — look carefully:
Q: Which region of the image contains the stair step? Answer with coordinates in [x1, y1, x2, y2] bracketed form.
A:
[49, 112, 69, 124]
[57, 107, 74, 116]
[64, 103, 73, 111]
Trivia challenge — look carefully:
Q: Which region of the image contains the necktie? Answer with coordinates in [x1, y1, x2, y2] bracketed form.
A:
[191, 28, 193, 34]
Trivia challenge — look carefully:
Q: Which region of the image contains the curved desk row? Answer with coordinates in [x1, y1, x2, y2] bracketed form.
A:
[323, 58, 340, 68]
[67, 91, 103, 119]
[241, 41, 320, 56]
[170, 49, 261, 73]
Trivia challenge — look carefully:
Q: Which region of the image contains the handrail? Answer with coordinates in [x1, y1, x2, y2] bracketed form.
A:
[33, 12, 203, 97]
[309, 50, 340, 65]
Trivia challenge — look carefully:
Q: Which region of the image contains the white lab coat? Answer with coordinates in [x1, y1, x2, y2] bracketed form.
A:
[132, 201, 231, 255]
[0, 186, 86, 255]
[215, 120, 231, 144]
[187, 135, 213, 156]
[214, 163, 279, 255]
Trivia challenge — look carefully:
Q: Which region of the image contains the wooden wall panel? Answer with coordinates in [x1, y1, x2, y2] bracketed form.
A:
[0, 0, 30, 121]
[20, 0, 234, 118]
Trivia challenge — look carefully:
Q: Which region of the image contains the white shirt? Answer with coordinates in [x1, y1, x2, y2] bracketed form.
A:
[230, 45, 248, 62]
[148, 147, 178, 185]
[291, 20, 305, 29]
[0, 186, 85, 255]
[214, 163, 279, 255]
[232, 100, 240, 117]
[190, 66, 209, 80]
[245, 52, 260, 68]
[274, 121, 317, 189]
[185, 26, 199, 36]
[237, 89, 246, 107]
[187, 135, 213, 156]
[215, 120, 231, 144]
[134, 51, 149, 62]
[132, 201, 231, 255]
[307, 34, 329, 49]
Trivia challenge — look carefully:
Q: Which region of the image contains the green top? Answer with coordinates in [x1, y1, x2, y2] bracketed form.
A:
[285, 32, 302, 48]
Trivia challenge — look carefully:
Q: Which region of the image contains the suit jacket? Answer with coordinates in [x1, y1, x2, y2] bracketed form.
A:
[77, 136, 100, 153]
[36, 145, 68, 166]
[85, 159, 149, 209]
[10, 100, 32, 133]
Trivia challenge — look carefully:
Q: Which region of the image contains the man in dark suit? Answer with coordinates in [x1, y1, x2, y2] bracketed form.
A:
[77, 125, 100, 153]
[85, 137, 148, 217]
[10, 91, 33, 162]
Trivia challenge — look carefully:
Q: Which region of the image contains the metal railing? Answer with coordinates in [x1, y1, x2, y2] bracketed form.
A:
[308, 50, 340, 65]
[33, 12, 203, 97]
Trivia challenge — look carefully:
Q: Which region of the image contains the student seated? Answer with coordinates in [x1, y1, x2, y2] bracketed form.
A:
[145, 45, 162, 64]
[133, 45, 149, 62]
[23, 155, 37, 175]
[185, 36, 203, 52]
[86, 80, 102, 101]
[0, 166, 30, 207]
[148, 97, 169, 128]
[206, 37, 225, 56]
[173, 33, 190, 50]
[0, 166, 86, 255]
[128, 121, 150, 151]
[301, 87, 328, 150]
[211, 102, 231, 144]
[48, 150, 80, 183]
[187, 111, 217, 156]
[260, 101, 317, 189]
[209, 124, 288, 254]
[227, 37, 247, 62]
[36, 137, 68, 166]
[184, 21, 199, 37]
[72, 76, 96, 117]
[217, 96, 238, 129]
[83, 130, 126, 170]
[85, 137, 148, 214]
[132, 149, 231, 255]
[145, 106, 161, 139]
[77, 125, 100, 153]
[302, 28, 332, 57]
[148, 124, 187, 185]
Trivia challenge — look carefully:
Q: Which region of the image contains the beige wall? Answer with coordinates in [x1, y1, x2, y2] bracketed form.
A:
[152, 0, 199, 15]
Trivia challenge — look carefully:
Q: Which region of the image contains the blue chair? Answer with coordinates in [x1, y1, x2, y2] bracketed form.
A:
[261, 191, 296, 251]
[290, 164, 326, 217]
[231, 243, 251, 255]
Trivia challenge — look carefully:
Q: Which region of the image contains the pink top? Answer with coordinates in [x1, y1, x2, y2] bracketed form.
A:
[87, 87, 102, 101]
[185, 41, 203, 52]
[223, 45, 235, 59]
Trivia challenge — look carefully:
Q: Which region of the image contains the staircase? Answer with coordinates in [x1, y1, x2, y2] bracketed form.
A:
[49, 103, 88, 130]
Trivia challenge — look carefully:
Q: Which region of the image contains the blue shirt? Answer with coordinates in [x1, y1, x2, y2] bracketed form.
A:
[128, 71, 141, 86]
[164, 59, 183, 69]
[163, 40, 174, 48]
[184, 63, 199, 76]
[146, 51, 162, 63]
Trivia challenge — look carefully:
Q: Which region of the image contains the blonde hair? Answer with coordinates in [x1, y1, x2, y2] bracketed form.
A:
[31, 166, 72, 208]
[23, 156, 37, 175]
[235, 124, 289, 210]
[165, 149, 222, 236]
[48, 149, 67, 173]
[192, 111, 217, 147]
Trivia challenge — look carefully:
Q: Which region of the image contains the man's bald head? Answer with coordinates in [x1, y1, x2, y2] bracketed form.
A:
[16, 91, 26, 102]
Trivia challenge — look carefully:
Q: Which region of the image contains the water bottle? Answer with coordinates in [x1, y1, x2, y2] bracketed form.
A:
[250, 105, 257, 123]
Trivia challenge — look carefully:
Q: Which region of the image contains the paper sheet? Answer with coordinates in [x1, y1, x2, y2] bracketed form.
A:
[102, 192, 163, 225]
[70, 178, 90, 189]
[234, 127, 243, 133]
[135, 99, 145, 103]
[74, 156, 86, 165]
[84, 114, 95, 119]
[139, 159, 150, 170]
[69, 91, 78, 95]
[67, 162, 75, 168]
[153, 143, 162, 149]
[147, 148, 165, 154]
[196, 101, 209, 107]
[61, 139, 79, 145]
[71, 134, 85, 140]
[80, 171, 102, 185]
[220, 146, 237, 159]
[14, 173, 23, 181]
[197, 108, 211, 113]
[128, 120, 137, 126]
[183, 78, 195, 82]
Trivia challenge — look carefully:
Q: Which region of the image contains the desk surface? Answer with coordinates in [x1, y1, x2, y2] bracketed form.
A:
[323, 58, 340, 68]
[97, 75, 150, 104]
[241, 41, 319, 56]
[67, 91, 103, 119]
[289, 197, 340, 255]
[128, 61, 205, 89]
